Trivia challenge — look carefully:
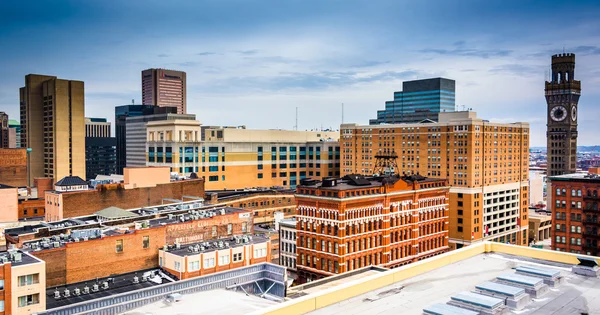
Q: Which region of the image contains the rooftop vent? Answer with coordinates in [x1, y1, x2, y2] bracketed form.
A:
[322, 178, 338, 187]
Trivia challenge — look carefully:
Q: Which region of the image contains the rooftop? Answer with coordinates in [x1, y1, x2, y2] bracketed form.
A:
[298, 174, 445, 191]
[120, 289, 277, 315]
[549, 172, 600, 182]
[46, 269, 173, 310]
[162, 235, 269, 257]
[252, 243, 600, 315]
[279, 218, 296, 228]
[95, 206, 139, 220]
[55, 176, 87, 186]
[0, 249, 43, 267]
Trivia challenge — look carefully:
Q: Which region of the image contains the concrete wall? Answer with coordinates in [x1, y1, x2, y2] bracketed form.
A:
[204, 128, 339, 143]
[124, 166, 171, 189]
[11, 259, 46, 315]
[0, 187, 19, 222]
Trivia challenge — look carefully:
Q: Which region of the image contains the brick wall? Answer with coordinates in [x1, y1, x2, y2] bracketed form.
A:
[216, 192, 296, 224]
[0, 148, 27, 187]
[18, 199, 45, 219]
[32, 248, 66, 287]
[54, 179, 204, 220]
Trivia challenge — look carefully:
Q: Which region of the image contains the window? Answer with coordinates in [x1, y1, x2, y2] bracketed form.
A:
[174, 261, 181, 271]
[242, 222, 247, 233]
[204, 258, 216, 268]
[116, 239, 123, 253]
[254, 248, 267, 258]
[233, 253, 243, 262]
[18, 294, 39, 307]
[209, 176, 218, 182]
[18, 274, 39, 287]
[227, 223, 233, 235]
[188, 261, 200, 271]
[143, 236, 150, 249]
[258, 173, 263, 179]
[219, 254, 230, 265]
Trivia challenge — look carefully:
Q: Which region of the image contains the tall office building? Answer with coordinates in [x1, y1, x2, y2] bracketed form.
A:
[85, 118, 117, 179]
[114, 104, 176, 174]
[545, 53, 580, 177]
[0, 112, 8, 148]
[20, 74, 85, 183]
[126, 111, 196, 168]
[142, 68, 187, 114]
[370, 78, 455, 124]
[8, 119, 20, 148]
[342, 111, 530, 249]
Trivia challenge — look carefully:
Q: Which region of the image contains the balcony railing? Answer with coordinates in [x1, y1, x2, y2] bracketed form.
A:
[583, 232, 600, 239]
[583, 207, 599, 213]
[584, 195, 600, 200]
[584, 219, 600, 225]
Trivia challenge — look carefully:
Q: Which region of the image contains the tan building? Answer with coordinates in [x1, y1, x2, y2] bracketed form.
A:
[341, 111, 530, 249]
[0, 250, 47, 315]
[528, 209, 552, 244]
[84, 117, 111, 137]
[20, 74, 85, 183]
[142, 68, 187, 114]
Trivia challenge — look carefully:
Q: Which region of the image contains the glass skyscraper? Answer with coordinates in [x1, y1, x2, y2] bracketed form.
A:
[369, 78, 456, 124]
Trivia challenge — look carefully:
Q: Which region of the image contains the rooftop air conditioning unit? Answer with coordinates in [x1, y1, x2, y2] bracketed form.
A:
[83, 286, 90, 294]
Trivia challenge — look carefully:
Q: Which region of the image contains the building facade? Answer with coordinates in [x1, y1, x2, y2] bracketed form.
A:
[19, 74, 85, 183]
[146, 119, 201, 174]
[209, 189, 296, 224]
[341, 111, 530, 249]
[0, 112, 9, 148]
[190, 127, 340, 190]
[0, 148, 27, 187]
[8, 119, 21, 148]
[529, 170, 546, 207]
[545, 53, 580, 177]
[115, 104, 158, 174]
[369, 78, 455, 125]
[126, 112, 195, 168]
[295, 175, 449, 282]
[279, 218, 297, 272]
[0, 250, 47, 315]
[142, 69, 187, 114]
[159, 236, 271, 279]
[549, 170, 600, 256]
[85, 118, 116, 179]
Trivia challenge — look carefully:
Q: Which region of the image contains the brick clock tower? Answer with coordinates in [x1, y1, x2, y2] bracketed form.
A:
[545, 53, 580, 176]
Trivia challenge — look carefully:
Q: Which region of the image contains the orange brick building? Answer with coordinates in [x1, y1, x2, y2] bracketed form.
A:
[209, 189, 296, 224]
[341, 111, 530, 249]
[295, 174, 449, 282]
[549, 169, 600, 256]
[7, 204, 253, 287]
[0, 148, 27, 187]
[45, 178, 205, 221]
[159, 235, 271, 279]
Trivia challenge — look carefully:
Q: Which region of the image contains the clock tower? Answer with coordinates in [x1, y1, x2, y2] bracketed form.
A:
[546, 53, 580, 176]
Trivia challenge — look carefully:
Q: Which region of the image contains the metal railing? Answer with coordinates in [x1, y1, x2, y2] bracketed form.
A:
[34, 263, 286, 315]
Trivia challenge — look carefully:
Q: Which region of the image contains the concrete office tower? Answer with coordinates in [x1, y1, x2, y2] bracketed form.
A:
[142, 68, 187, 114]
[20, 74, 85, 183]
[0, 112, 8, 148]
[370, 78, 455, 124]
[126, 111, 196, 168]
[545, 53, 580, 176]
[85, 118, 117, 179]
[341, 111, 530, 249]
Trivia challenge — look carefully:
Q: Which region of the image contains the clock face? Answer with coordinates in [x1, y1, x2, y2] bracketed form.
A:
[550, 106, 567, 122]
[571, 106, 577, 121]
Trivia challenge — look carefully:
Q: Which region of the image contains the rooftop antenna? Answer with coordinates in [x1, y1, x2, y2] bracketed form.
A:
[131, 99, 135, 105]
[294, 107, 298, 131]
[341, 103, 344, 124]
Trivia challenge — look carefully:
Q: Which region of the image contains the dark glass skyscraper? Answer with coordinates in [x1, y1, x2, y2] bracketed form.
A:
[114, 105, 178, 174]
[85, 117, 117, 179]
[369, 78, 456, 124]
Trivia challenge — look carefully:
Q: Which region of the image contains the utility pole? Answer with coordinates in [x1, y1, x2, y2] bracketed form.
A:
[341, 103, 344, 124]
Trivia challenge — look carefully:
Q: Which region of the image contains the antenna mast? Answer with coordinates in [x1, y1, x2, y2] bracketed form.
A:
[294, 107, 298, 131]
[342, 103, 344, 124]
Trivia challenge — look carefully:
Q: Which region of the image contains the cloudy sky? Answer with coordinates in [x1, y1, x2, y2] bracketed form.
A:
[1, 0, 599, 146]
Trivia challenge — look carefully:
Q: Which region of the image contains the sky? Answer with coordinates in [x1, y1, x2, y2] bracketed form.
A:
[0, 0, 599, 147]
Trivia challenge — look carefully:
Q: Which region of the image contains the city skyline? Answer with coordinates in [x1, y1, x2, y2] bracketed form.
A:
[1, 1, 600, 147]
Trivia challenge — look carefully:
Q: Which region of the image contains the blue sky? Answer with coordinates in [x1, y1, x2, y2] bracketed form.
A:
[1, 0, 599, 146]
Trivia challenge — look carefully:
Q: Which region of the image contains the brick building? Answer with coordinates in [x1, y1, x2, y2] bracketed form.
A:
[341, 111, 530, 249]
[0, 148, 27, 187]
[6, 202, 253, 287]
[158, 235, 271, 279]
[549, 169, 600, 256]
[209, 188, 296, 224]
[295, 174, 449, 282]
[0, 250, 47, 315]
[45, 167, 205, 221]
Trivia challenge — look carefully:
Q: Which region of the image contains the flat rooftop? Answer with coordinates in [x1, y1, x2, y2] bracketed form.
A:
[46, 269, 173, 310]
[163, 235, 269, 257]
[120, 289, 277, 315]
[549, 172, 600, 182]
[305, 253, 600, 315]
